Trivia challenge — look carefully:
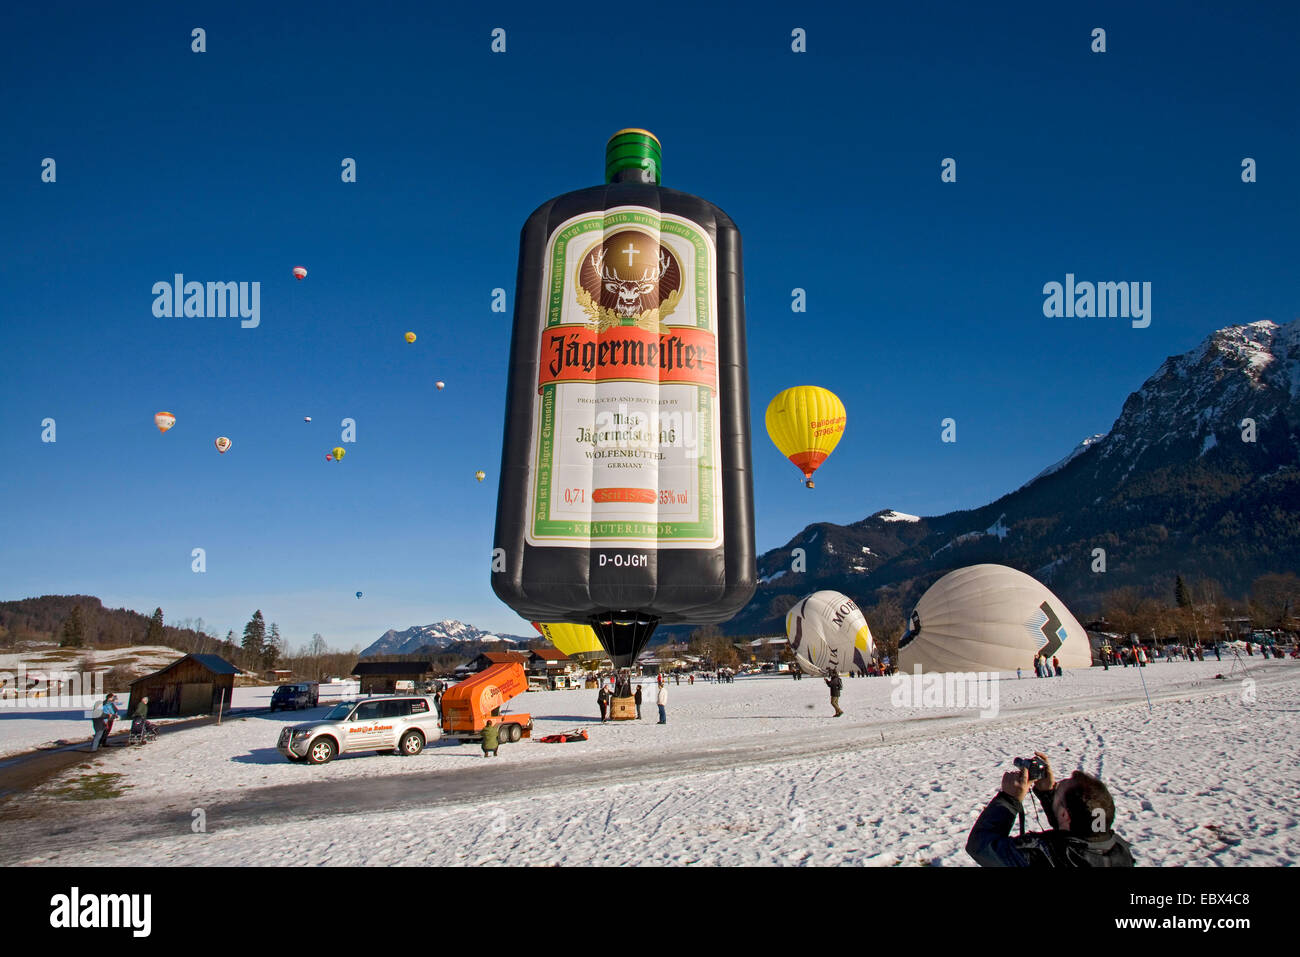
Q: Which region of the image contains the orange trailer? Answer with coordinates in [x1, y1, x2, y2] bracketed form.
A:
[440, 663, 534, 744]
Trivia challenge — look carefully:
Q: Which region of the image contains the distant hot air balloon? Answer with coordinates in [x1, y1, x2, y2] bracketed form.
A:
[785, 591, 873, 676]
[356, 591, 363, 599]
[292, 266, 307, 281]
[765, 386, 845, 488]
[897, 564, 1092, 674]
[475, 470, 486, 482]
[332, 447, 346, 460]
[304, 416, 312, 422]
[326, 454, 333, 461]
[154, 412, 176, 433]
[405, 332, 416, 343]
[435, 381, 445, 391]
[215, 436, 231, 453]
[531, 622, 606, 661]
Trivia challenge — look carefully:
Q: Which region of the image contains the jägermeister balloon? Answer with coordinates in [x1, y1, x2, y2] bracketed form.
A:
[492, 130, 756, 667]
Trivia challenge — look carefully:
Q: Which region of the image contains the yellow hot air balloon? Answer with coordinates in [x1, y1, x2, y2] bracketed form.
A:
[532, 622, 606, 661]
[765, 386, 846, 488]
[404, 332, 416, 343]
[154, 412, 176, 433]
[332, 446, 346, 460]
[475, 470, 486, 482]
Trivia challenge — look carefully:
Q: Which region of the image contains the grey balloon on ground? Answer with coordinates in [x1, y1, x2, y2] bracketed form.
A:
[897, 564, 1092, 673]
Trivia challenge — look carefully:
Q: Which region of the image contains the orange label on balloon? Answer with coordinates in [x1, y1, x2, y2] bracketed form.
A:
[593, 487, 656, 504]
[537, 326, 716, 392]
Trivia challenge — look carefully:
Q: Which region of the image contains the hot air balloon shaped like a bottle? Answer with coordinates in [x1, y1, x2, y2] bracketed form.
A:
[492, 130, 756, 668]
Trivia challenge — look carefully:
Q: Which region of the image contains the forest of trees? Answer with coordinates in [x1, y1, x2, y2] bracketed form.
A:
[0, 596, 364, 682]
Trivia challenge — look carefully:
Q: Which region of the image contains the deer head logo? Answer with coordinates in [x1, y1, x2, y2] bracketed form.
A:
[576, 230, 682, 331]
[592, 244, 672, 318]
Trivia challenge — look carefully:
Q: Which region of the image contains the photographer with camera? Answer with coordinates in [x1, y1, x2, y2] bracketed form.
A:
[966, 751, 1134, 867]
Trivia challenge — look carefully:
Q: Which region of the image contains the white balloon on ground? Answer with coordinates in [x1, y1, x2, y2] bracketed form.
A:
[897, 564, 1092, 673]
[785, 590, 874, 676]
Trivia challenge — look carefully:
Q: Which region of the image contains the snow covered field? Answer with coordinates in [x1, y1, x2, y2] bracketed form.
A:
[6, 661, 1298, 867]
[0, 682, 360, 759]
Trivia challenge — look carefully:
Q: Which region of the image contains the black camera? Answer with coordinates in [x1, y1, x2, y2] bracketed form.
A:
[1014, 756, 1048, 781]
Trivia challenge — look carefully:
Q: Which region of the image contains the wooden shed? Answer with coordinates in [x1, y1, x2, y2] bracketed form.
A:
[128, 654, 240, 718]
[351, 660, 436, 694]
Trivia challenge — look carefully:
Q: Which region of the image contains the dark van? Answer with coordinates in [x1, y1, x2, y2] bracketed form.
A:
[270, 682, 320, 712]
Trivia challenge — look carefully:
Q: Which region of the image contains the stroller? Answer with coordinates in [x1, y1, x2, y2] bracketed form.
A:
[128, 714, 158, 745]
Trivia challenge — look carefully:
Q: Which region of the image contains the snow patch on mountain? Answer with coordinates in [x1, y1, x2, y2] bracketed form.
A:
[360, 620, 526, 657]
[879, 510, 920, 523]
[1029, 434, 1108, 485]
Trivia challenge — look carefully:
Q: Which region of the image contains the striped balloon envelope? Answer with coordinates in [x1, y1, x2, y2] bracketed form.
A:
[785, 591, 873, 675]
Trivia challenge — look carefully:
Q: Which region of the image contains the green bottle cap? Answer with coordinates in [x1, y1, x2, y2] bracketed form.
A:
[605, 128, 662, 185]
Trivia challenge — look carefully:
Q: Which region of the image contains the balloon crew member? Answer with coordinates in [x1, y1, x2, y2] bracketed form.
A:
[965, 752, 1133, 867]
[634, 683, 643, 719]
[481, 719, 500, 758]
[597, 684, 609, 723]
[656, 682, 668, 724]
[825, 670, 843, 717]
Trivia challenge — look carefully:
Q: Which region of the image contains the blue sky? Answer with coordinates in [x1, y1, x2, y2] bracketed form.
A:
[2, 1, 1296, 650]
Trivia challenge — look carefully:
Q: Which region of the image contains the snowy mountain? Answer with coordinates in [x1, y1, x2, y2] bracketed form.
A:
[1027, 434, 1108, 485]
[714, 319, 1300, 635]
[359, 620, 532, 658]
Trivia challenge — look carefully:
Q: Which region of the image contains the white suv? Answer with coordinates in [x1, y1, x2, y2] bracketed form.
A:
[277, 696, 441, 764]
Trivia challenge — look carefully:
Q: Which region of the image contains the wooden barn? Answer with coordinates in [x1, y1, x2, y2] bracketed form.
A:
[127, 654, 240, 718]
[351, 660, 436, 694]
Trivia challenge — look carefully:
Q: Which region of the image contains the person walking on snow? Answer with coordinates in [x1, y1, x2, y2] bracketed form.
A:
[597, 684, 609, 723]
[825, 670, 844, 717]
[1053, 655, 1062, 677]
[100, 693, 121, 746]
[634, 683, 643, 719]
[656, 683, 668, 724]
[88, 696, 108, 751]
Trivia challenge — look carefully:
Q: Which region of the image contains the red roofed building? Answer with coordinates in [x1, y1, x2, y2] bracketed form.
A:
[470, 651, 531, 673]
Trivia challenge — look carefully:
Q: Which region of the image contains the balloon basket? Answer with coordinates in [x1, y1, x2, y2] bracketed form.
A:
[610, 696, 637, 720]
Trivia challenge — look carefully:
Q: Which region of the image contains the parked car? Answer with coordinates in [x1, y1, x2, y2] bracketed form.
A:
[270, 682, 320, 712]
[276, 695, 441, 764]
